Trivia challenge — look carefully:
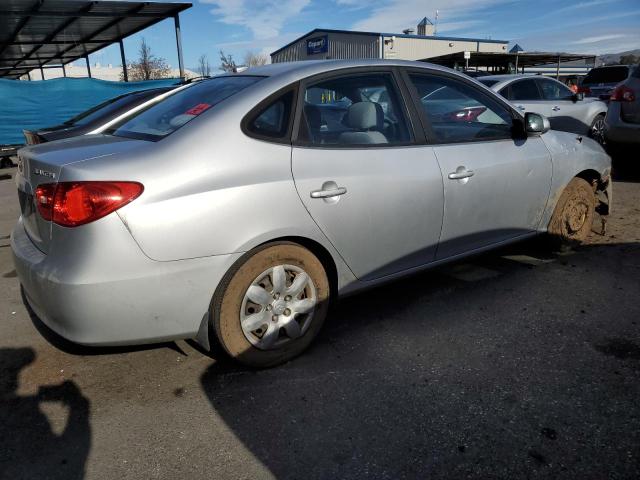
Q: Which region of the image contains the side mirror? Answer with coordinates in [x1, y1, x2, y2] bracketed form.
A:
[524, 112, 550, 135]
[572, 92, 584, 102]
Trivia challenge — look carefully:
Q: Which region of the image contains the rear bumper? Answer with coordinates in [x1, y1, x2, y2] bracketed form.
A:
[11, 217, 241, 346]
[605, 104, 640, 144]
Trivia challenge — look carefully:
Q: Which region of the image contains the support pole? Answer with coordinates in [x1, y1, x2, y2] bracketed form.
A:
[514, 53, 518, 73]
[174, 14, 185, 79]
[556, 55, 561, 79]
[119, 39, 128, 82]
[40, 66, 44, 80]
[61, 62, 66, 77]
[27, 72, 31, 81]
[85, 55, 92, 78]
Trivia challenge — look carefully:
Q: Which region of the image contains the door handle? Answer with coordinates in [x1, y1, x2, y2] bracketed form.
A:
[448, 169, 475, 180]
[552, 106, 560, 111]
[310, 186, 347, 198]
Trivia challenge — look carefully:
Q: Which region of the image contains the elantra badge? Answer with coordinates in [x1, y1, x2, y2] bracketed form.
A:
[34, 168, 55, 179]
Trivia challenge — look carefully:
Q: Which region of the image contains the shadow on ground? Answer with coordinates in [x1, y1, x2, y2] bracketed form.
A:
[0, 347, 91, 480]
[201, 238, 640, 479]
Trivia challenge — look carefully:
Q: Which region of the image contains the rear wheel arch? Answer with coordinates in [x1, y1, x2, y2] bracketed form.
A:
[255, 235, 339, 301]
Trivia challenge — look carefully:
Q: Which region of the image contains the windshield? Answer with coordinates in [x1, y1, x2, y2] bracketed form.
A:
[478, 79, 499, 87]
[108, 76, 264, 141]
[582, 66, 629, 85]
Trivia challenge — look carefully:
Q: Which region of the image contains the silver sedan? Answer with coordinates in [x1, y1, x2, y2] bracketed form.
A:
[478, 74, 608, 144]
[12, 60, 612, 367]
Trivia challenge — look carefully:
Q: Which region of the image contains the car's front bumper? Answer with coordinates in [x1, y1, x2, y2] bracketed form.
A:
[11, 217, 241, 346]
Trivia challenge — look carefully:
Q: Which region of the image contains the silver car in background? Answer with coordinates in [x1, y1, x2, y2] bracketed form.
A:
[12, 60, 612, 368]
[478, 75, 608, 144]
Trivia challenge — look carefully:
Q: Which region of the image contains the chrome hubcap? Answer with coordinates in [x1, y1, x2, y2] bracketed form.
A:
[240, 264, 317, 350]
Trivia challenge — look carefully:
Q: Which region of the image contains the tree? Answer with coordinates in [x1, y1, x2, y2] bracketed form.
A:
[197, 54, 211, 77]
[122, 38, 171, 81]
[244, 50, 268, 68]
[219, 50, 237, 73]
[619, 54, 638, 65]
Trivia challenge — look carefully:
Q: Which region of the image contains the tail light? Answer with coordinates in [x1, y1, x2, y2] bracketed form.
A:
[35, 181, 143, 227]
[577, 85, 591, 95]
[610, 84, 636, 102]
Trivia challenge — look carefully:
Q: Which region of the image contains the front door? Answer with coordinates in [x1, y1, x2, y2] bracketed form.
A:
[291, 70, 444, 280]
[406, 71, 553, 260]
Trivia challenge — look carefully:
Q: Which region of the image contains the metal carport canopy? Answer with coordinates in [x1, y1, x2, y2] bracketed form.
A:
[0, 0, 191, 80]
[421, 51, 596, 74]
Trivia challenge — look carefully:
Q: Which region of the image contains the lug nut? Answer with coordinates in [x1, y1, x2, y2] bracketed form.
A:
[266, 305, 272, 311]
[273, 293, 280, 300]
[272, 315, 278, 322]
[285, 295, 292, 301]
[284, 308, 291, 316]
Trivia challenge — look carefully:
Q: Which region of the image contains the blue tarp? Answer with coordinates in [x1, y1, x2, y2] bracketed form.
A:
[0, 77, 180, 145]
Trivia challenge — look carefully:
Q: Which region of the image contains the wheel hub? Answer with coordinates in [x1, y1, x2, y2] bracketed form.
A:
[239, 264, 317, 350]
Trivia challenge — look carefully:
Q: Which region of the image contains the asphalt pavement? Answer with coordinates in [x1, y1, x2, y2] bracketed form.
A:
[0, 157, 639, 480]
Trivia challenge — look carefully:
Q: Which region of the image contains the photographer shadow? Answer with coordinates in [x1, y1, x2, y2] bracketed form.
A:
[0, 347, 91, 480]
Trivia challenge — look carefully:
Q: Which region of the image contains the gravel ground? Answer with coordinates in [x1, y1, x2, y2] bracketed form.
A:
[0, 156, 639, 480]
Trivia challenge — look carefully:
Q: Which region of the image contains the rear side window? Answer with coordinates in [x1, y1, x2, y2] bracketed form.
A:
[245, 90, 295, 140]
[409, 73, 513, 144]
[583, 66, 629, 85]
[508, 80, 541, 101]
[109, 76, 263, 141]
[297, 73, 412, 146]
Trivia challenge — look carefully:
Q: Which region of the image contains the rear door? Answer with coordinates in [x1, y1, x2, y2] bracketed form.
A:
[291, 68, 444, 280]
[501, 78, 553, 118]
[405, 70, 552, 260]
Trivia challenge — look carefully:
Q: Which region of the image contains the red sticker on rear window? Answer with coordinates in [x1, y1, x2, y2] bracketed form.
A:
[185, 103, 211, 116]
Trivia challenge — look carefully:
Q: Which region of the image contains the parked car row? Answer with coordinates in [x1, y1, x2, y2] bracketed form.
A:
[12, 59, 612, 367]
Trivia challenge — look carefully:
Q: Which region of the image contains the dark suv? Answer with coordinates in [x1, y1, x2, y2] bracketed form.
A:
[580, 65, 637, 101]
[604, 64, 640, 146]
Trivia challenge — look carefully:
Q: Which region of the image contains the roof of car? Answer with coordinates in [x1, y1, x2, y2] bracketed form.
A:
[478, 74, 538, 82]
[229, 59, 452, 82]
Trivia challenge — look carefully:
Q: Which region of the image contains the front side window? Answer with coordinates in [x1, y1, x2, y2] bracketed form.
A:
[298, 73, 412, 146]
[109, 76, 263, 141]
[409, 73, 513, 144]
[508, 80, 542, 101]
[537, 79, 573, 101]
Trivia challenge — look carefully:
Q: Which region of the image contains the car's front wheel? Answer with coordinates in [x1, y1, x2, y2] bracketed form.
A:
[588, 114, 606, 145]
[547, 177, 595, 244]
[211, 242, 330, 368]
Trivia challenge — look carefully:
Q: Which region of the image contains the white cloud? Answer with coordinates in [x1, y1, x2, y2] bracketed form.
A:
[351, 0, 509, 34]
[571, 34, 628, 44]
[200, 0, 311, 39]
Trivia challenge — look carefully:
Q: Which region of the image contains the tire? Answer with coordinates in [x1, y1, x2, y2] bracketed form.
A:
[211, 242, 330, 368]
[588, 114, 606, 145]
[547, 177, 595, 244]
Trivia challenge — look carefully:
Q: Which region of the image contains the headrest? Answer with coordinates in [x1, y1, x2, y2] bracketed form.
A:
[345, 102, 383, 130]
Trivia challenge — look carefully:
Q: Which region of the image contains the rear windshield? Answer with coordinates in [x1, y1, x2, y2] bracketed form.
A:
[108, 76, 264, 141]
[582, 66, 629, 85]
[66, 89, 166, 126]
[478, 79, 499, 87]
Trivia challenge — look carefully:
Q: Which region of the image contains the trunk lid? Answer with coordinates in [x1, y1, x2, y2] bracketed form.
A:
[15, 134, 147, 253]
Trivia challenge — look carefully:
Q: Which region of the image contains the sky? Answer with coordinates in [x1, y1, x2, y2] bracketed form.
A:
[82, 0, 640, 71]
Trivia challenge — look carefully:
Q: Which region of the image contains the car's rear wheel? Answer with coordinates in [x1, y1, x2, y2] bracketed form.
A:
[212, 242, 330, 368]
[547, 177, 595, 244]
[588, 114, 606, 145]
